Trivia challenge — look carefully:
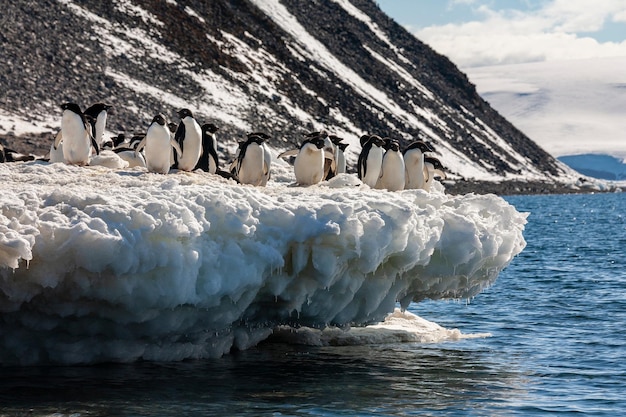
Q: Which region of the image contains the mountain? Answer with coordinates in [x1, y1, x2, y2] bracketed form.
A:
[0, 0, 588, 193]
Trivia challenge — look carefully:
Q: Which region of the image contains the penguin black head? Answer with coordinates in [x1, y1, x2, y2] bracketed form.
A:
[338, 143, 349, 152]
[112, 133, 126, 147]
[368, 135, 385, 147]
[61, 102, 82, 115]
[306, 137, 326, 149]
[151, 114, 167, 126]
[359, 134, 371, 146]
[167, 122, 177, 133]
[177, 108, 193, 119]
[203, 123, 219, 134]
[84, 103, 112, 118]
[403, 140, 435, 155]
[329, 135, 343, 145]
[384, 138, 400, 152]
[248, 132, 271, 140]
[424, 156, 445, 171]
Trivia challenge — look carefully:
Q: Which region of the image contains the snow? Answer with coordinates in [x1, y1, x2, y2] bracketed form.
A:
[0, 161, 526, 365]
[465, 56, 626, 159]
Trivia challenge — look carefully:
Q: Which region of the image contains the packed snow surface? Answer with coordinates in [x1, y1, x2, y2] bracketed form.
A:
[0, 162, 527, 365]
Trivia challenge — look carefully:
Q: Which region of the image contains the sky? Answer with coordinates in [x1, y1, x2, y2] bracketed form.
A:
[376, 0, 626, 159]
[376, 0, 626, 67]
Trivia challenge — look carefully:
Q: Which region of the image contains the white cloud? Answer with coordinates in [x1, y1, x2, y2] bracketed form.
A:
[415, 0, 626, 67]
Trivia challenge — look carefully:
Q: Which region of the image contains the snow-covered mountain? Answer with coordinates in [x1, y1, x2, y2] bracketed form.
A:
[0, 0, 578, 192]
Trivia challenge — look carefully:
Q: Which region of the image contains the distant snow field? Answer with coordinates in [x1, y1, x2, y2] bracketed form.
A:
[465, 56, 626, 160]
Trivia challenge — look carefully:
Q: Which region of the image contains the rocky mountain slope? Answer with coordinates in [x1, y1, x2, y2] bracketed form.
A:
[0, 0, 580, 192]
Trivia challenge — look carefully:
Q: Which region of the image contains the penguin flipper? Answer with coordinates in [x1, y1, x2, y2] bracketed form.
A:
[423, 165, 431, 183]
[170, 139, 183, 160]
[135, 137, 147, 155]
[90, 135, 100, 156]
[174, 123, 186, 151]
[208, 146, 220, 171]
[277, 149, 298, 159]
[53, 131, 63, 150]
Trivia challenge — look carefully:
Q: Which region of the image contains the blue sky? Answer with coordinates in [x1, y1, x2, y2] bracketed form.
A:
[376, 0, 626, 67]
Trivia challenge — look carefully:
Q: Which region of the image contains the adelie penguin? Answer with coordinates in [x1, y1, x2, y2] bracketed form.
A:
[231, 132, 272, 186]
[135, 114, 182, 174]
[195, 123, 220, 174]
[330, 135, 348, 176]
[422, 155, 447, 192]
[114, 135, 146, 168]
[0, 144, 35, 163]
[403, 140, 435, 190]
[84, 103, 112, 147]
[375, 138, 405, 192]
[357, 134, 385, 188]
[173, 108, 202, 171]
[55, 102, 100, 166]
[278, 135, 334, 186]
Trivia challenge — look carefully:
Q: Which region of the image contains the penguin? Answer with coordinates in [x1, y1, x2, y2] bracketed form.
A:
[135, 114, 182, 174]
[336, 142, 348, 173]
[375, 138, 405, 191]
[49, 131, 65, 163]
[0, 145, 36, 162]
[113, 135, 146, 168]
[56, 102, 99, 166]
[195, 123, 220, 173]
[423, 156, 447, 192]
[403, 140, 435, 190]
[231, 133, 271, 186]
[102, 133, 126, 150]
[329, 135, 348, 175]
[321, 133, 337, 180]
[357, 134, 385, 188]
[278, 136, 333, 186]
[168, 122, 178, 167]
[84, 103, 112, 147]
[172, 108, 202, 171]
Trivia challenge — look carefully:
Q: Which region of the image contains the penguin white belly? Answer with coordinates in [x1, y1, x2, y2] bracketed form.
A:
[117, 150, 146, 168]
[208, 141, 218, 174]
[145, 125, 173, 174]
[362, 147, 383, 187]
[177, 121, 202, 171]
[89, 150, 129, 169]
[336, 149, 346, 174]
[376, 151, 405, 191]
[294, 146, 324, 185]
[261, 143, 272, 186]
[61, 112, 91, 166]
[94, 113, 107, 146]
[238, 143, 265, 186]
[403, 149, 426, 190]
[50, 132, 65, 163]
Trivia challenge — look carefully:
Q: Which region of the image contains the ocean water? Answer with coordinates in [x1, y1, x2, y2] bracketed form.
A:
[1, 192, 625, 416]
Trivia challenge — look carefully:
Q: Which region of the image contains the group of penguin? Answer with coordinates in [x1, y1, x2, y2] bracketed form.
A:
[36, 102, 447, 191]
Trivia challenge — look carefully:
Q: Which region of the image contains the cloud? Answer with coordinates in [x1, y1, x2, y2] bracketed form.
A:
[415, 0, 626, 67]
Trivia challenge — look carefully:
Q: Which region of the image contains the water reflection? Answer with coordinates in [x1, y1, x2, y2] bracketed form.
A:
[1, 340, 529, 416]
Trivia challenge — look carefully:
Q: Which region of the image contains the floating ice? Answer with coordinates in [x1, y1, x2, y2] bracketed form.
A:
[0, 161, 527, 365]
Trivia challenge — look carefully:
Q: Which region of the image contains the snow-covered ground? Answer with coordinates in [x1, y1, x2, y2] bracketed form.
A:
[0, 160, 526, 364]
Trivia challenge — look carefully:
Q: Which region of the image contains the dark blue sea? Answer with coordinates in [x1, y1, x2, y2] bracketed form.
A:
[2, 192, 625, 416]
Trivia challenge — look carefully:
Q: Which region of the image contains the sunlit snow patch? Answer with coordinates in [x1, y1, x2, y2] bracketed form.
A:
[270, 308, 491, 346]
[0, 162, 526, 365]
